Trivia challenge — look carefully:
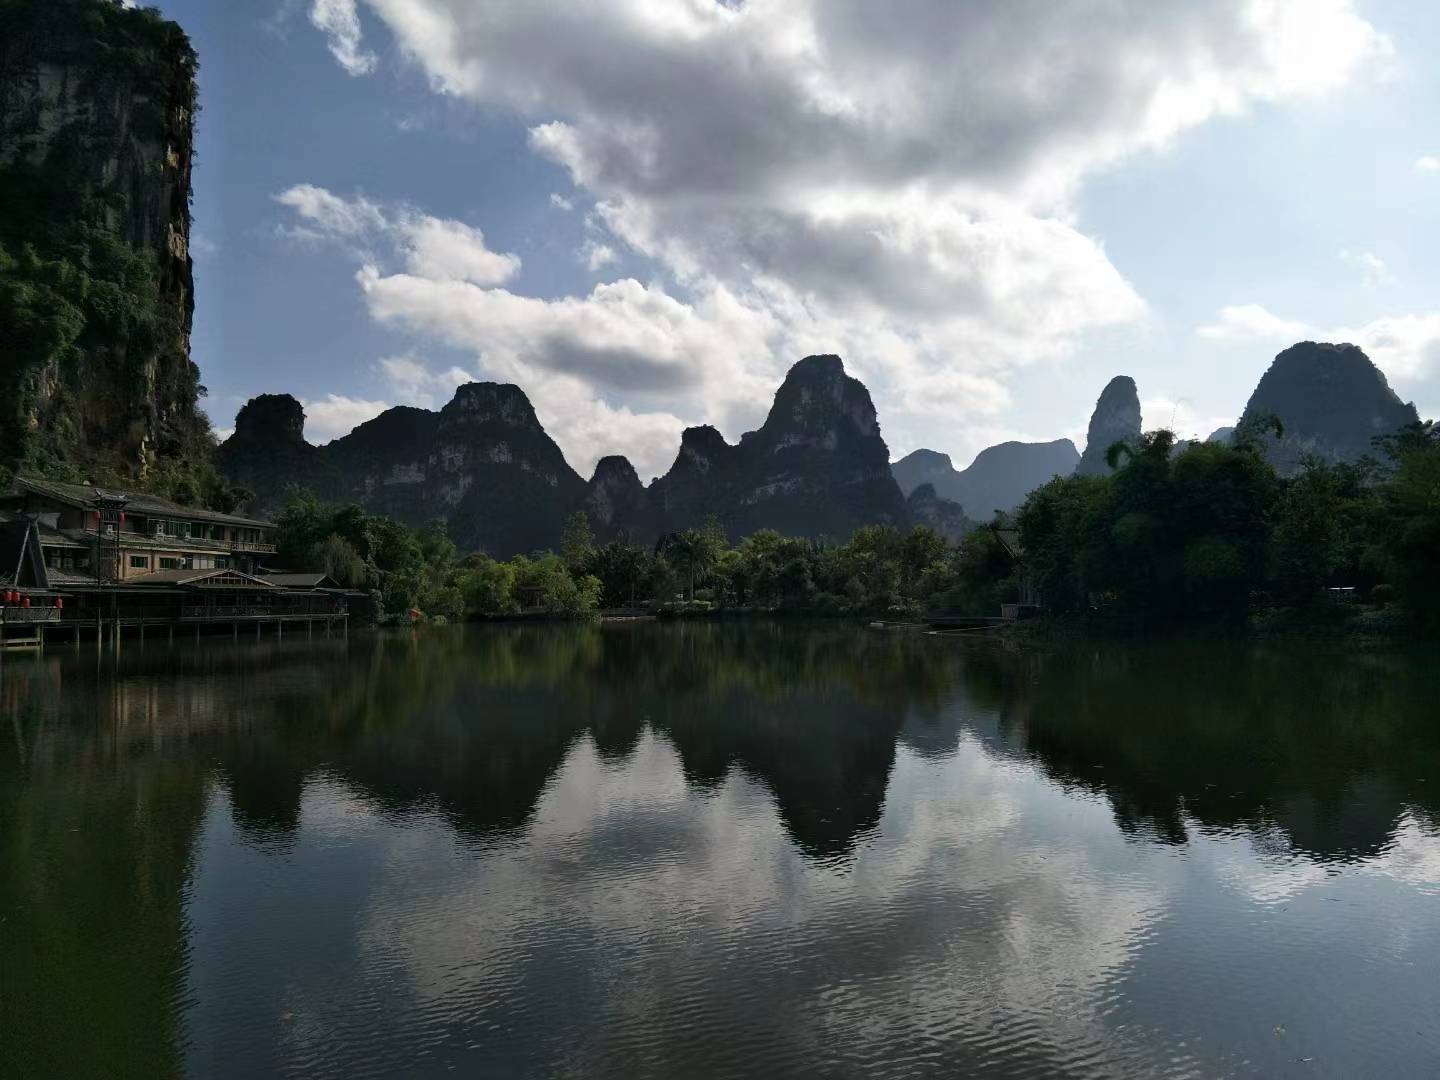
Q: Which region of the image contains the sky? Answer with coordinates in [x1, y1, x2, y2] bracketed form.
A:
[149, 0, 1440, 481]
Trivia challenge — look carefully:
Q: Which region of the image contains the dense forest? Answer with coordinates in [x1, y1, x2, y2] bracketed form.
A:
[271, 416, 1440, 631]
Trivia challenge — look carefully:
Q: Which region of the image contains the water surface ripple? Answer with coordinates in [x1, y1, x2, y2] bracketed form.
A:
[2, 624, 1438, 1078]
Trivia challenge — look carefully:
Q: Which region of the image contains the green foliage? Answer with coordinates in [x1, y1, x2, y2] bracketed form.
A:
[0, 0, 213, 501]
[1010, 420, 1440, 628]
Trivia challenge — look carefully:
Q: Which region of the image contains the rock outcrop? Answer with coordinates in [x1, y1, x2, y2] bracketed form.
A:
[905, 484, 972, 542]
[893, 439, 1079, 519]
[222, 355, 911, 551]
[1075, 376, 1142, 477]
[1238, 342, 1419, 475]
[0, 0, 206, 487]
[580, 456, 655, 543]
[214, 395, 326, 501]
[219, 384, 586, 557]
[651, 355, 908, 539]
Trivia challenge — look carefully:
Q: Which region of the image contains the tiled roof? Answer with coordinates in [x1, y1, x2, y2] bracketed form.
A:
[13, 477, 275, 529]
[128, 568, 277, 587]
[258, 572, 335, 588]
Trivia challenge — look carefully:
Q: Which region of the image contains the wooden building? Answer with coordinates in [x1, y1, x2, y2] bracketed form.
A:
[0, 477, 358, 649]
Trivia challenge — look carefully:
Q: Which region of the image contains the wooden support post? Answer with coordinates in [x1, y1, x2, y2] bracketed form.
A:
[139, 619, 144, 646]
[256, 620, 261, 640]
[233, 621, 238, 641]
[278, 620, 283, 641]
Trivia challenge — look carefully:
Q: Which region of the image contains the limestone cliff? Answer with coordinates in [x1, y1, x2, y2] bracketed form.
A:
[1075, 376, 1142, 477]
[219, 385, 587, 557]
[1238, 342, 1419, 475]
[223, 356, 911, 551]
[580, 455, 656, 543]
[904, 484, 972, 542]
[651, 355, 909, 539]
[0, 0, 207, 492]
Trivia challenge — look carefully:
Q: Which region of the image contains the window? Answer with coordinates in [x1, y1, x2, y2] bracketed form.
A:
[159, 557, 183, 570]
[130, 555, 149, 570]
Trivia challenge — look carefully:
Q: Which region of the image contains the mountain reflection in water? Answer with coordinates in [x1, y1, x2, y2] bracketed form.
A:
[2, 624, 1438, 1079]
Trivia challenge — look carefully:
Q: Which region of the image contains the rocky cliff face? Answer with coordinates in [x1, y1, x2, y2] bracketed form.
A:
[651, 355, 908, 538]
[1238, 342, 1419, 475]
[0, 0, 206, 489]
[580, 455, 655, 543]
[219, 384, 586, 556]
[893, 439, 1079, 519]
[222, 356, 911, 551]
[1075, 376, 1142, 477]
[905, 484, 972, 542]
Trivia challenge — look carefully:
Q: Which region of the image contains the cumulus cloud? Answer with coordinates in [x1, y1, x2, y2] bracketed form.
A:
[1196, 303, 1312, 342]
[295, 1, 1388, 465]
[302, 393, 390, 442]
[309, 0, 377, 76]
[274, 184, 517, 284]
[549, 193, 574, 212]
[1338, 248, 1395, 289]
[580, 239, 618, 272]
[1194, 303, 1440, 395]
[1416, 156, 1440, 173]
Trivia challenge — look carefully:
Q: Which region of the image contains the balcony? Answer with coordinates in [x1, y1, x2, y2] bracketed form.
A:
[83, 528, 277, 555]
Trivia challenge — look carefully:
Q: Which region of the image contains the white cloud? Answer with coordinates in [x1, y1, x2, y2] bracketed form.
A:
[1416, 156, 1440, 173]
[1195, 303, 1440, 390]
[1141, 396, 1237, 442]
[301, 393, 390, 443]
[293, 1, 1389, 469]
[403, 217, 520, 286]
[1333, 313, 1440, 381]
[549, 193, 574, 212]
[1338, 248, 1395, 289]
[580, 239, 618, 271]
[1196, 303, 1312, 342]
[375, 354, 477, 410]
[274, 184, 517, 284]
[309, 0, 377, 76]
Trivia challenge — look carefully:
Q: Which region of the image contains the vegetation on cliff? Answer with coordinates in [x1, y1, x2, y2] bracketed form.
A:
[0, 0, 229, 506]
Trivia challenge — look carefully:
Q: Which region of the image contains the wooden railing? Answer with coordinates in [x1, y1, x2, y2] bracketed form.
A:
[0, 608, 62, 624]
[181, 603, 345, 620]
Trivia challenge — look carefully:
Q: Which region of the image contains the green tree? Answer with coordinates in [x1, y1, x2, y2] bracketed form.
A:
[559, 511, 596, 575]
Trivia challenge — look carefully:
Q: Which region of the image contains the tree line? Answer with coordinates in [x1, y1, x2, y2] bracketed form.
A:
[272, 416, 1440, 630]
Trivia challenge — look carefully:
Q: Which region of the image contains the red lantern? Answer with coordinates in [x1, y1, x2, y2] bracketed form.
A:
[21, 597, 30, 609]
[54, 598, 63, 609]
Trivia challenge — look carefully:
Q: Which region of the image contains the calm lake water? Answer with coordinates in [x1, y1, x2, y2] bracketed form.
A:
[2, 624, 1438, 1079]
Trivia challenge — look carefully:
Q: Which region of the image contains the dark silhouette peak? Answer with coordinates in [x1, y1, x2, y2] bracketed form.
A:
[896, 448, 953, 471]
[1240, 341, 1418, 474]
[443, 382, 540, 427]
[1076, 375, 1142, 476]
[231, 394, 306, 444]
[787, 353, 846, 379]
[679, 424, 732, 454]
[909, 481, 939, 500]
[591, 455, 641, 486]
[327, 404, 440, 457]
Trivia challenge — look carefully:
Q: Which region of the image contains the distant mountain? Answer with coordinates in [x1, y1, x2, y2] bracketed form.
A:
[1238, 342, 1419, 475]
[892, 439, 1079, 519]
[220, 354, 910, 553]
[218, 383, 585, 556]
[651, 355, 909, 539]
[1074, 376, 1142, 477]
[1207, 426, 1236, 445]
[905, 484, 972, 542]
[580, 455, 655, 544]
